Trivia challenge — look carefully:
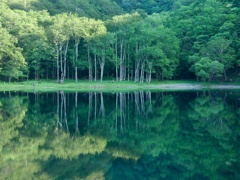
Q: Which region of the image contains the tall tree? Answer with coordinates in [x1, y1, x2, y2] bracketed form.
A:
[68, 15, 88, 82]
[0, 25, 26, 82]
[84, 18, 106, 81]
[49, 13, 71, 83]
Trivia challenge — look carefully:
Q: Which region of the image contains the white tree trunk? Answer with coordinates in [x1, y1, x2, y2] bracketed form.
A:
[88, 44, 92, 81]
[75, 41, 79, 82]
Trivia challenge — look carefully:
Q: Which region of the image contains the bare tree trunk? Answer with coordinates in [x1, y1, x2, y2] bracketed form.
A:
[134, 43, 140, 82]
[75, 41, 79, 82]
[94, 53, 97, 81]
[63, 40, 69, 82]
[147, 61, 152, 83]
[120, 39, 123, 81]
[135, 61, 140, 83]
[140, 60, 145, 83]
[115, 38, 118, 81]
[127, 45, 130, 81]
[60, 45, 64, 83]
[99, 52, 105, 82]
[56, 45, 60, 82]
[149, 69, 152, 83]
[123, 43, 126, 80]
[88, 44, 92, 81]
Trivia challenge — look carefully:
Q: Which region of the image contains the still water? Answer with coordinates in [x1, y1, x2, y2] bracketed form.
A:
[0, 90, 240, 179]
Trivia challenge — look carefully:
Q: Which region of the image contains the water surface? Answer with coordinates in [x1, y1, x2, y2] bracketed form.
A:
[0, 91, 240, 179]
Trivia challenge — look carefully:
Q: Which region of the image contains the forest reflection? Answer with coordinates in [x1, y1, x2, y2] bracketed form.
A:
[0, 91, 240, 179]
[54, 91, 154, 135]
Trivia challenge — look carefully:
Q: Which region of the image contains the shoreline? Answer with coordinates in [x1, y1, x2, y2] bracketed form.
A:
[1, 81, 240, 92]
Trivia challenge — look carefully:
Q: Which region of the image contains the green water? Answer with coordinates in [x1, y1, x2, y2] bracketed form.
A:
[0, 91, 240, 179]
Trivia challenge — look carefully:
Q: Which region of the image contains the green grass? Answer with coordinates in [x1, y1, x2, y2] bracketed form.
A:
[0, 79, 239, 92]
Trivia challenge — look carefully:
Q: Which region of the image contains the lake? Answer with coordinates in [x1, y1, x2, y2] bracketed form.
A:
[0, 90, 240, 179]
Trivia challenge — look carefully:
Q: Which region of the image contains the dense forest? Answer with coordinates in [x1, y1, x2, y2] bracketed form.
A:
[0, 0, 239, 83]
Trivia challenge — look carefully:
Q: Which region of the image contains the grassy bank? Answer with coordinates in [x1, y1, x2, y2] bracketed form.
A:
[0, 80, 239, 92]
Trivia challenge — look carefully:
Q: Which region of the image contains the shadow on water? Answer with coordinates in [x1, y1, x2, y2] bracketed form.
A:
[0, 90, 240, 179]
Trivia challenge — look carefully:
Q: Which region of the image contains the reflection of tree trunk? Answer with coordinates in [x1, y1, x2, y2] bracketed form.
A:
[119, 93, 126, 132]
[128, 92, 130, 128]
[88, 92, 93, 127]
[116, 92, 118, 132]
[60, 91, 68, 133]
[134, 91, 140, 130]
[146, 90, 153, 114]
[223, 92, 227, 106]
[95, 92, 97, 121]
[99, 92, 105, 122]
[60, 92, 63, 126]
[55, 91, 61, 132]
[63, 93, 68, 133]
[75, 92, 79, 133]
[120, 93, 123, 132]
[140, 90, 145, 116]
[135, 91, 141, 115]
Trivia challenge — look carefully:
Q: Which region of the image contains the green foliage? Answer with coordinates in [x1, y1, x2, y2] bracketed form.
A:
[0, 0, 239, 82]
[0, 25, 26, 81]
[191, 57, 224, 82]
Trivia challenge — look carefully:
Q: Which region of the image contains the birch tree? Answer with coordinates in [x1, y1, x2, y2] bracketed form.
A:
[68, 15, 88, 82]
[90, 32, 114, 82]
[84, 19, 106, 81]
[50, 13, 71, 83]
[108, 12, 140, 81]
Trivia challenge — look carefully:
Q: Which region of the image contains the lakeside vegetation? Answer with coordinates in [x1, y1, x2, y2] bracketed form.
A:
[0, 0, 239, 85]
[1, 80, 240, 92]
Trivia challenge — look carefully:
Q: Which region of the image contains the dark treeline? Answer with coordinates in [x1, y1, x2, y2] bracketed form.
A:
[0, 0, 239, 83]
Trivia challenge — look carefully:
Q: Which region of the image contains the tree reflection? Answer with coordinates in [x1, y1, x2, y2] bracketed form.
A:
[0, 91, 240, 179]
[189, 92, 235, 138]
